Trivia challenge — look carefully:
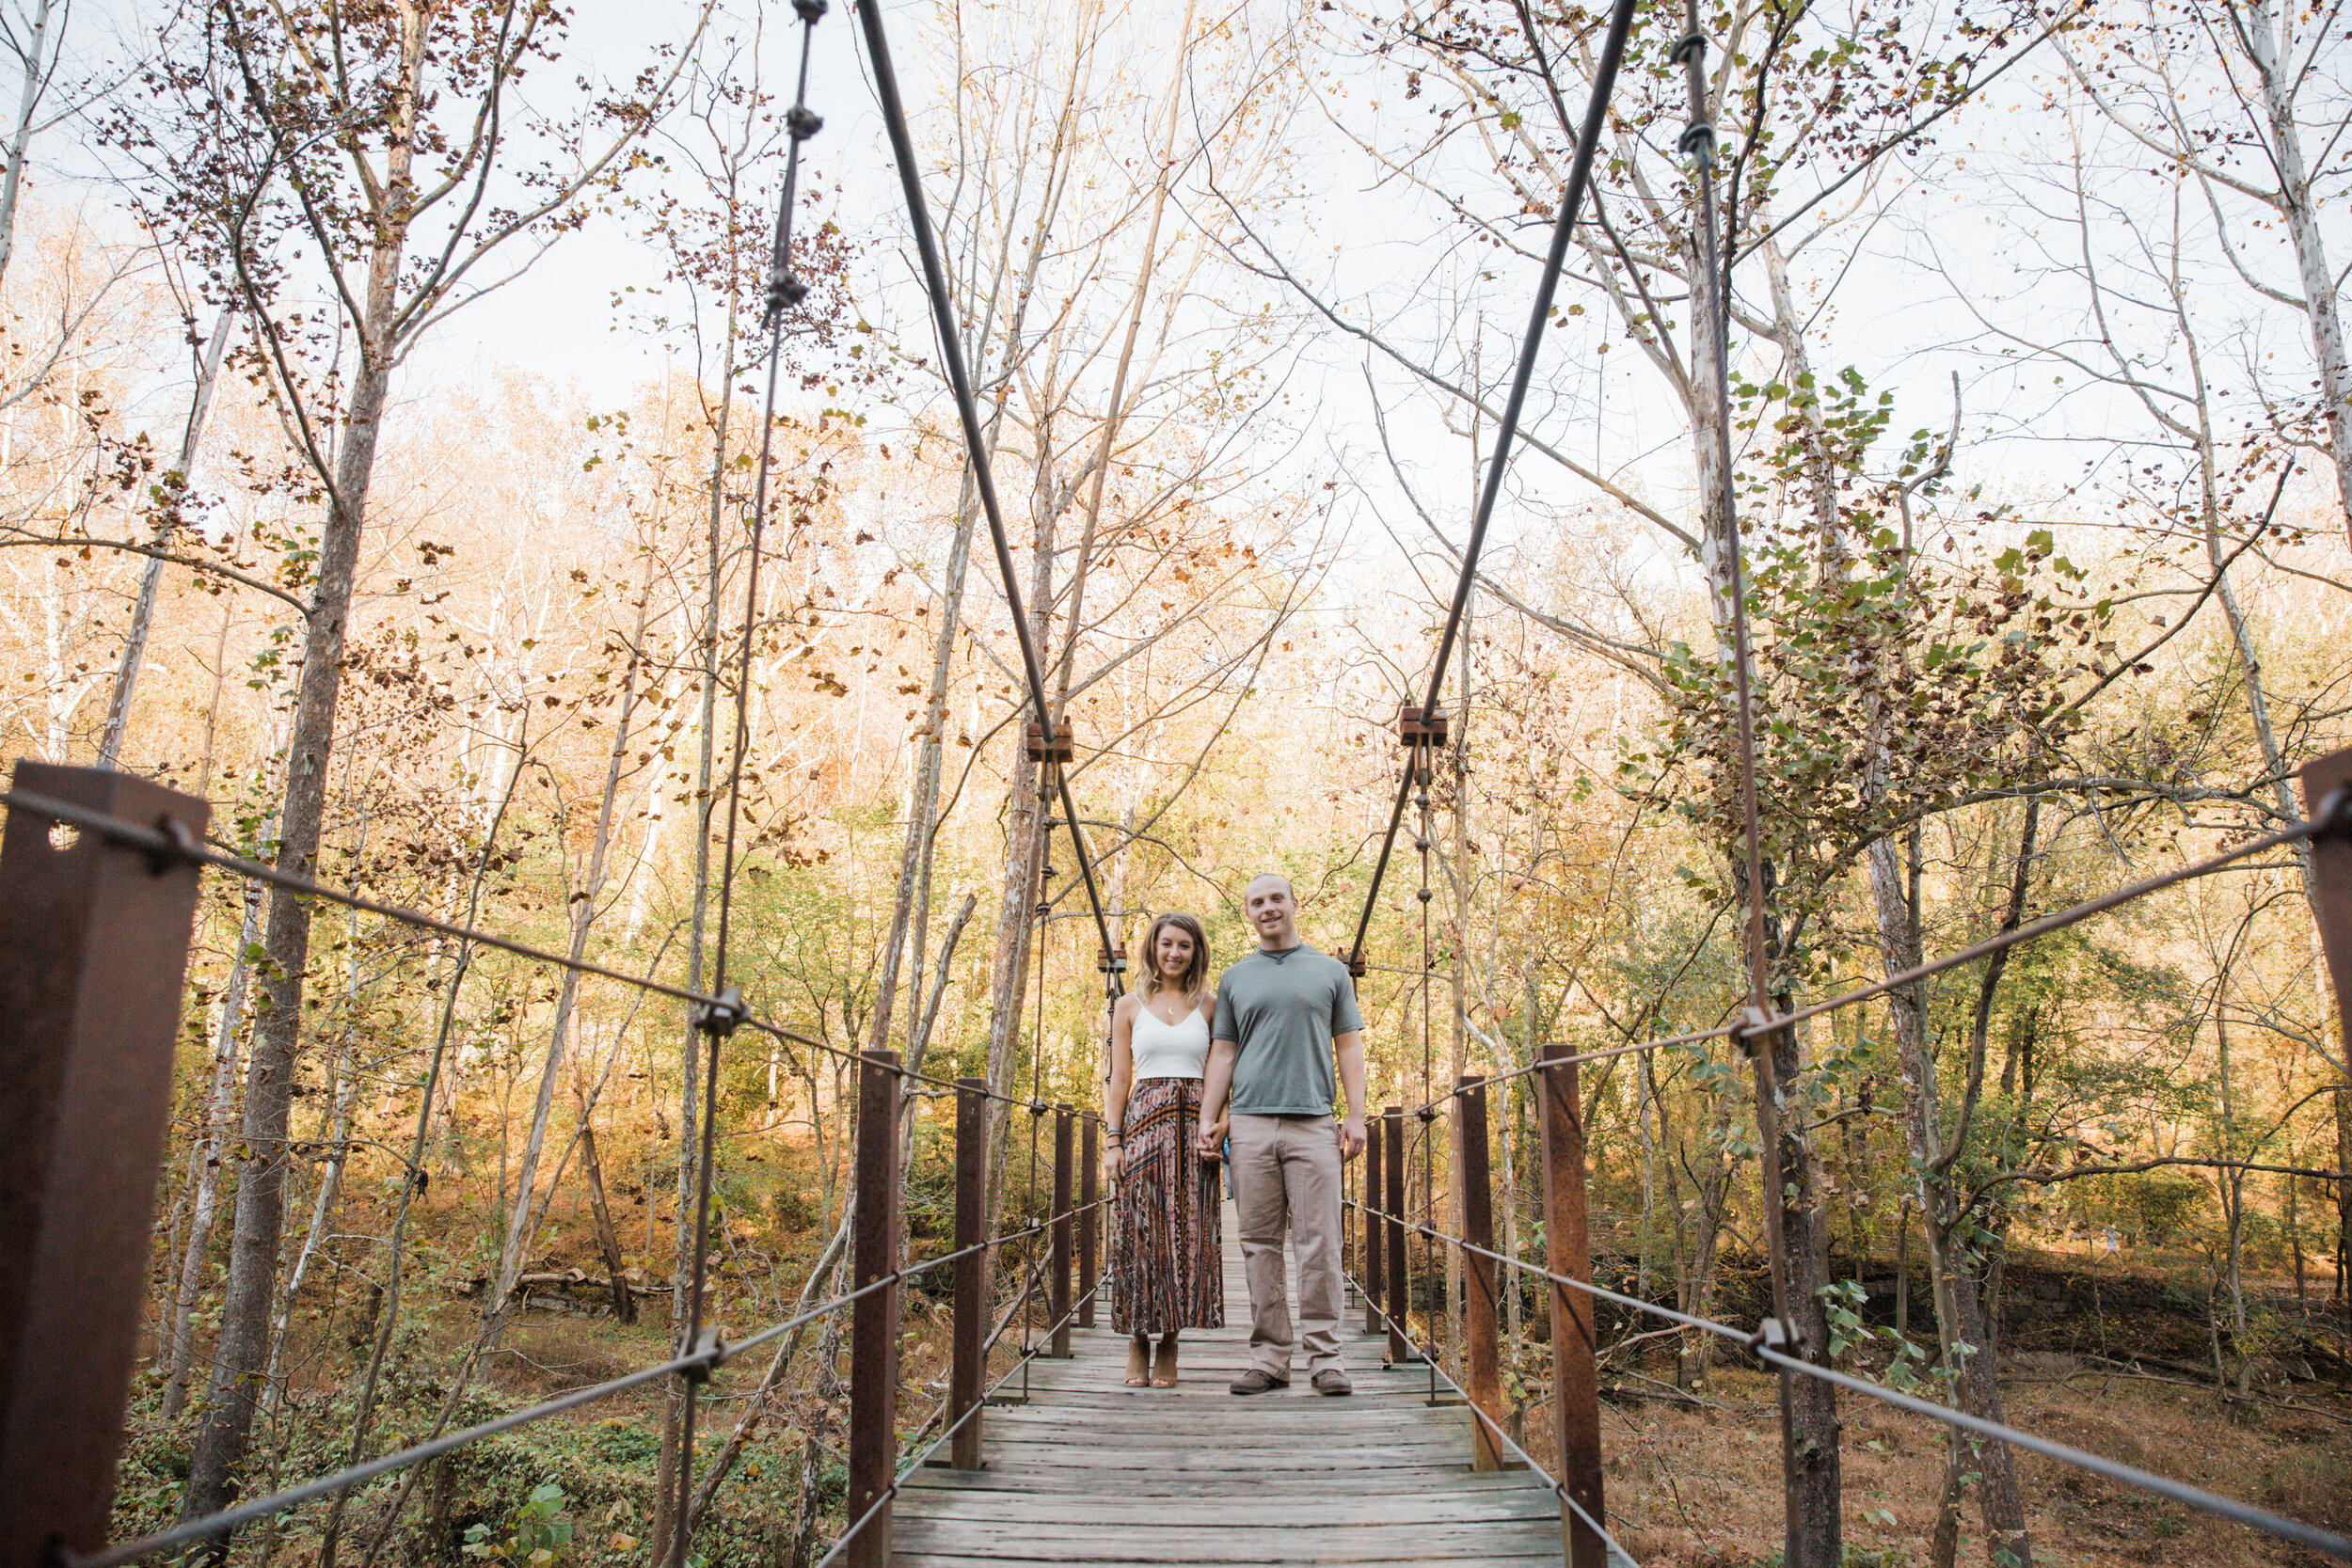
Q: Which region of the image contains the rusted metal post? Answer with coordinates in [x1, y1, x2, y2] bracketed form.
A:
[2299, 746, 2352, 1082]
[1078, 1115, 1099, 1328]
[1454, 1074, 1504, 1470]
[1363, 1101, 1386, 1334]
[950, 1077, 987, 1469]
[1383, 1106, 1409, 1365]
[0, 764, 209, 1568]
[1051, 1103, 1074, 1357]
[847, 1050, 903, 1567]
[1537, 1043, 1605, 1567]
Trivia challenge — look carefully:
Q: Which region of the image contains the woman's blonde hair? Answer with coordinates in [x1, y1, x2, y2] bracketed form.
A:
[1139, 911, 1210, 1004]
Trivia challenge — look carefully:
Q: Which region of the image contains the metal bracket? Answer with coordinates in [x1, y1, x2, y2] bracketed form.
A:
[693, 985, 748, 1037]
[683, 1324, 730, 1382]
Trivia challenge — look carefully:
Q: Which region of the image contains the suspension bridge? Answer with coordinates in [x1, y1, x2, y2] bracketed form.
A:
[2, 0, 2350, 1560]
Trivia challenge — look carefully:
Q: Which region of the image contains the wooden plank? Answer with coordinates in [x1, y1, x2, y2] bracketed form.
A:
[889, 1196, 1589, 1565]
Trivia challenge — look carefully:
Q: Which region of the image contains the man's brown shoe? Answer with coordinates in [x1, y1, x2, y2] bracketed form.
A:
[1311, 1369, 1353, 1396]
[1229, 1370, 1288, 1395]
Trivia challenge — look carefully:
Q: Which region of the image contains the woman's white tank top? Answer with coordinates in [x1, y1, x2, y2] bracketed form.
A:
[1130, 1001, 1210, 1080]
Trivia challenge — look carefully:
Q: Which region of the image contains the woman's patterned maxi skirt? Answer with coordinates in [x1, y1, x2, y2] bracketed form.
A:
[1109, 1076, 1225, 1335]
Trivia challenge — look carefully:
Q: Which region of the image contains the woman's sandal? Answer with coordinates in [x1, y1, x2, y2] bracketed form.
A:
[1124, 1338, 1151, 1387]
[1152, 1337, 1179, 1388]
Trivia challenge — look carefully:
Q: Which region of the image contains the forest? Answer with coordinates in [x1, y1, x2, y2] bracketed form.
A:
[0, 0, 2347, 1562]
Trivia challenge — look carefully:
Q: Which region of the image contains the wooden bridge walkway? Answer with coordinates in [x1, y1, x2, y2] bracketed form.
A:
[893, 1202, 1603, 1566]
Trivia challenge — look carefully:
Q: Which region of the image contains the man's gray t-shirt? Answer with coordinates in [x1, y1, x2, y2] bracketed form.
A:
[1213, 942, 1363, 1117]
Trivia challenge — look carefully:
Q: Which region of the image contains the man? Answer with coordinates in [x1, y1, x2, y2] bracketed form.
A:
[1198, 872, 1367, 1395]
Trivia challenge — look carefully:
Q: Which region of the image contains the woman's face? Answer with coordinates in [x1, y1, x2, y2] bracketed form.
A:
[1154, 925, 1196, 983]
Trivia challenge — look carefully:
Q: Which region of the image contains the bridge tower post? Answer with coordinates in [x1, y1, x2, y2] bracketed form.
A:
[1537, 1043, 1606, 1566]
[0, 763, 208, 1568]
[1454, 1075, 1504, 1470]
[1383, 1107, 1410, 1365]
[1078, 1115, 1099, 1328]
[1050, 1104, 1074, 1356]
[1363, 1101, 1385, 1336]
[847, 1049, 904, 1566]
[950, 1077, 989, 1469]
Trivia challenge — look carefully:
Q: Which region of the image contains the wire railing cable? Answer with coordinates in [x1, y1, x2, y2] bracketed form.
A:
[812, 1278, 1104, 1568]
[69, 1191, 1100, 1568]
[1379, 800, 2345, 1123]
[1344, 0, 1638, 970]
[0, 784, 1118, 1130]
[1347, 1265, 1640, 1565]
[1344, 1198, 2352, 1561]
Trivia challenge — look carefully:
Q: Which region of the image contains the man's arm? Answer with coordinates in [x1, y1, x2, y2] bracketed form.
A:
[1333, 1028, 1366, 1159]
[1197, 1037, 1237, 1157]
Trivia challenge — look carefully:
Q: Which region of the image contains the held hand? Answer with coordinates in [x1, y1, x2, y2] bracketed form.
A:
[1337, 1116, 1366, 1162]
[1195, 1117, 1227, 1160]
[1104, 1143, 1125, 1183]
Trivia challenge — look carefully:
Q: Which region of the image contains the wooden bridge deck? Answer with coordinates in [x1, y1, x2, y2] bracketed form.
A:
[894, 1201, 1600, 1565]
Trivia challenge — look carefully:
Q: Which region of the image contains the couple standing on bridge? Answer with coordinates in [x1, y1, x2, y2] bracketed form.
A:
[1100, 873, 1368, 1396]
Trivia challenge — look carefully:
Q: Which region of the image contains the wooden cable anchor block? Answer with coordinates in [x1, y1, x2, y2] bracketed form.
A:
[1023, 718, 1074, 764]
[1454, 1075, 1505, 1460]
[1397, 699, 1451, 752]
[1537, 1042, 1607, 1567]
[845, 1050, 902, 1568]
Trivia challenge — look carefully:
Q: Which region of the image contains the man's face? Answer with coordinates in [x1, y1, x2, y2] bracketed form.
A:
[1245, 877, 1295, 938]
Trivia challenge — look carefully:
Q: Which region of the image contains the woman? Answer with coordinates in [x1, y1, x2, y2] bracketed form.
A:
[1104, 911, 1225, 1386]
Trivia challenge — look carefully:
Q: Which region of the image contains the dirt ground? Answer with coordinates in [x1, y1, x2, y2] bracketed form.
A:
[1587, 1353, 2350, 1568]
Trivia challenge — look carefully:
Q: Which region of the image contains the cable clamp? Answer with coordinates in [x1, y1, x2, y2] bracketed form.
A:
[683, 1324, 730, 1382]
[693, 986, 748, 1038]
[1669, 30, 1708, 64]
[1734, 1005, 1776, 1052]
[792, 0, 828, 21]
[1678, 120, 1717, 159]
[786, 105, 824, 142]
[149, 813, 199, 876]
[2313, 783, 2352, 842]
[1746, 1316, 1793, 1353]
[1415, 1105, 1438, 1124]
[1030, 1101, 1049, 1118]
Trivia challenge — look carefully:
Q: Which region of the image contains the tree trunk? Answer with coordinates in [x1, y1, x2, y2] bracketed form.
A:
[180, 341, 391, 1528]
[2240, 0, 2352, 546]
[1868, 835, 2033, 1566]
[99, 303, 233, 768]
[579, 1121, 635, 1323]
[161, 873, 262, 1419]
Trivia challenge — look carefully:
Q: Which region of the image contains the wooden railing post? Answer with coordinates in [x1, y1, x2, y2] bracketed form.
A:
[950, 1077, 987, 1470]
[1536, 1043, 1605, 1567]
[1078, 1114, 1098, 1328]
[1454, 1075, 1503, 1470]
[1383, 1106, 1409, 1365]
[1363, 1100, 1386, 1335]
[1050, 1103, 1074, 1357]
[847, 1049, 903, 1567]
[0, 764, 208, 1568]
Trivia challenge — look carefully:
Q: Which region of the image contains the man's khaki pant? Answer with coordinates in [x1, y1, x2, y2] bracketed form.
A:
[1228, 1112, 1343, 1378]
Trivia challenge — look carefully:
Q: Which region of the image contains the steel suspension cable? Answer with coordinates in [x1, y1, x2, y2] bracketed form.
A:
[1344, 0, 1638, 970]
[854, 0, 1121, 991]
[670, 10, 830, 1557]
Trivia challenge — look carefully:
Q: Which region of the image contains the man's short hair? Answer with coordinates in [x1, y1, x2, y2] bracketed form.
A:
[1244, 872, 1295, 899]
